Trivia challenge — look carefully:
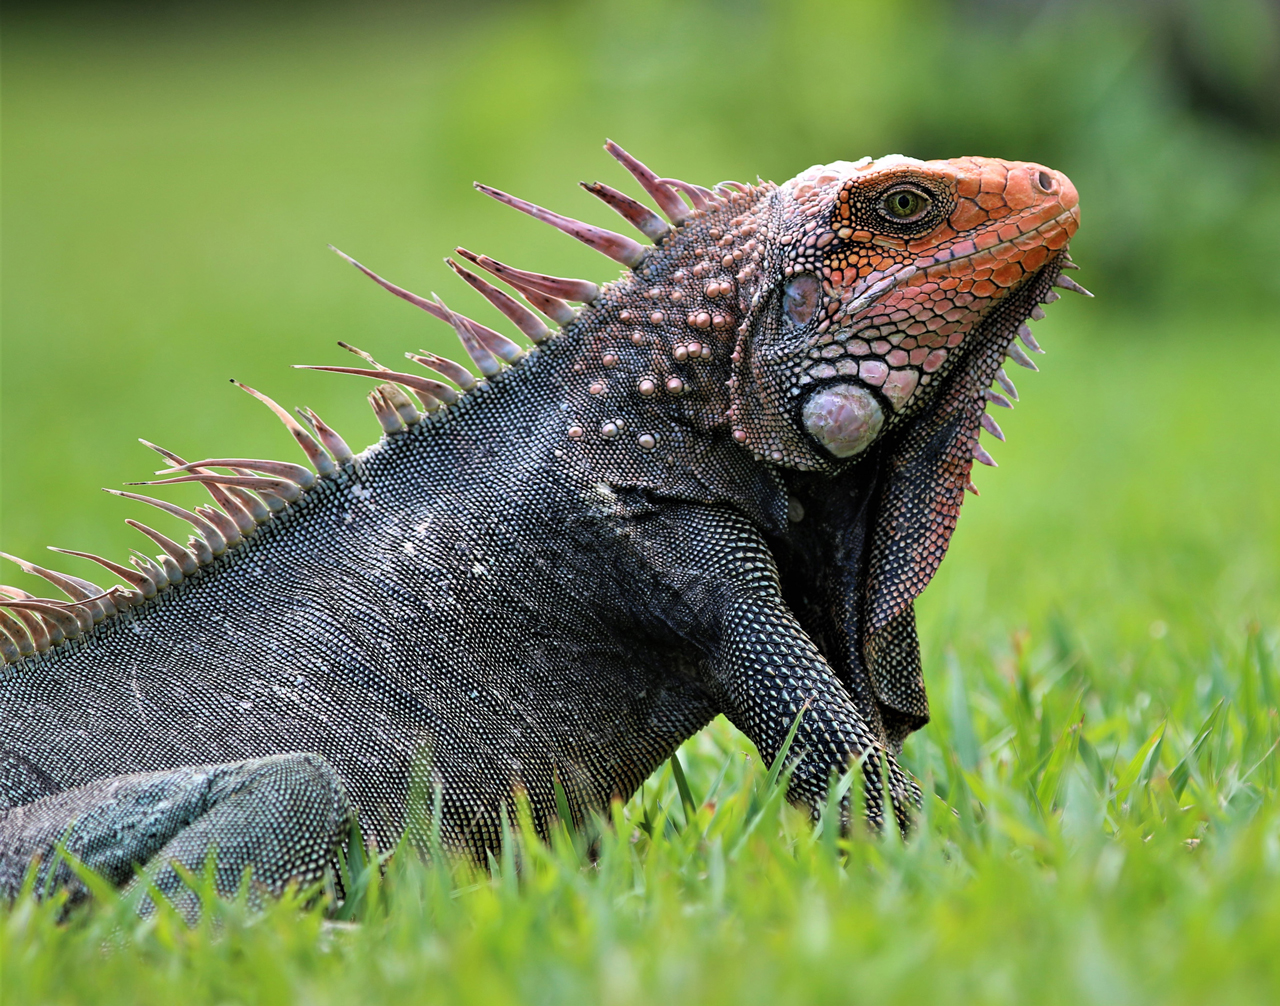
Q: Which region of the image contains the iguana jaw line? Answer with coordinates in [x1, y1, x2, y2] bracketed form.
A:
[839, 206, 1081, 322]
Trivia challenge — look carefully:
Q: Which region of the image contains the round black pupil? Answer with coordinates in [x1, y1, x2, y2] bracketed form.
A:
[895, 194, 913, 212]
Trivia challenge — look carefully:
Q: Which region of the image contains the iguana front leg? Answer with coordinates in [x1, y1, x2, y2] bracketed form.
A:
[0, 753, 354, 917]
[709, 590, 916, 831]
[624, 504, 917, 831]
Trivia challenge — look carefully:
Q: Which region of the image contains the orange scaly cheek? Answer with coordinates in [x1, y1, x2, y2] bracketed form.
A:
[822, 255, 894, 291]
[798, 233, 1035, 417]
[949, 199, 989, 232]
[907, 224, 957, 255]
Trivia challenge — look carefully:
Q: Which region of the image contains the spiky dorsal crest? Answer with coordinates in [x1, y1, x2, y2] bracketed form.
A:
[0, 143, 720, 665]
[0, 142, 1087, 667]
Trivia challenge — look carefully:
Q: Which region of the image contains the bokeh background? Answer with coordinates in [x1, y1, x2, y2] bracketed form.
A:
[3, 0, 1278, 701]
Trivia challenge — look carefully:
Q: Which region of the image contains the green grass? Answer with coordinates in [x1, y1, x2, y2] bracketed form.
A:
[3, 2, 1280, 1003]
[5, 643, 1280, 1005]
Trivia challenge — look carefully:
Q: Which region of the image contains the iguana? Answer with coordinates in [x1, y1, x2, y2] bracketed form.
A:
[0, 143, 1084, 912]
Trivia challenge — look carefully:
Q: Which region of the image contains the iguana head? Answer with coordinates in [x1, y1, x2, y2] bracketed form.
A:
[726, 154, 1079, 470]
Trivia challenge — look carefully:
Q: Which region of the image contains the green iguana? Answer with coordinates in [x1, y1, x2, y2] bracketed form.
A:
[0, 143, 1084, 911]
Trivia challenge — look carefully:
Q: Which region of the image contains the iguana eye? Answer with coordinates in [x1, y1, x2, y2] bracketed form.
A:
[783, 274, 820, 328]
[880, 187, 930, 222]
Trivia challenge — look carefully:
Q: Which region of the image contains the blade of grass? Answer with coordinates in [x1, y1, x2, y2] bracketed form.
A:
[1170, 699, 1225, 799]
[669, 752, 697, 829]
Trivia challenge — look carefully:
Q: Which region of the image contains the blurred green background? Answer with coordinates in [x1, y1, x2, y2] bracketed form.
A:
[2, 0, 1278, 677]
[5, 4, 1280, 1000]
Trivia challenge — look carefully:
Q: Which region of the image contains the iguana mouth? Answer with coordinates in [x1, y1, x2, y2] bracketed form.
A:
[838, 205, 1082, 322]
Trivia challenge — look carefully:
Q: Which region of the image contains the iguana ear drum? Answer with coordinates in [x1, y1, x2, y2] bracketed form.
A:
[802, 384, 884, 458]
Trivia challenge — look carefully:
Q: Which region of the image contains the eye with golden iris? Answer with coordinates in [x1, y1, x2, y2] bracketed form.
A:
[782, 274, 820, 328]
[880, 186, 931, 222]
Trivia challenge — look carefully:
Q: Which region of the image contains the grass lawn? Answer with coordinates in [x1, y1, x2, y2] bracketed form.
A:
[3, 3, 1279, 1003]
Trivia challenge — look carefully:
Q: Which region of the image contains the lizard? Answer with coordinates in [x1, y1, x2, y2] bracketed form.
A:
[0, 142, 1084, 913]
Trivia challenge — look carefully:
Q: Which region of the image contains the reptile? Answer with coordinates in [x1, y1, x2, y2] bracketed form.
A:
[0, 143, 1084, 912]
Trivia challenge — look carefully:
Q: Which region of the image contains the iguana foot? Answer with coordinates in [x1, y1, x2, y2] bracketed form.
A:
[0, 753, 354, 918]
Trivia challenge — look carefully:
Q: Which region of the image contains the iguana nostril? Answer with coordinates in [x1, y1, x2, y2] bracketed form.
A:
[1035, 169, 1056, 193]
[802, 384, 884, 458]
